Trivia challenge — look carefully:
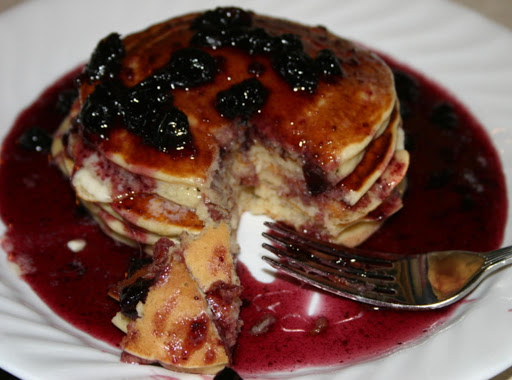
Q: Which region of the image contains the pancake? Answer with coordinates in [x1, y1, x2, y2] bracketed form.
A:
[111, 235, 232, 374]
[51, 6, 409, 375]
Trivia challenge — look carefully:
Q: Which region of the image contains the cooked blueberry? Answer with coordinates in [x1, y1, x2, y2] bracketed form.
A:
[238, 27, 274, 54]
[127, 256, 153, 277]
[138, 74, 174, 103]
[123, 75, 173, 133]
[17, 127, 52, 153]
[79, 84, 116, 138]
[192, 7, 252, 31]
[315, 49, 343, 80]
[430, 102, 458, 130]
[56, 87, 78, 115]
[141, 106, 193, 153]
[83, 33, 125, 83]
[167, 48, 216, 88]
[190, 29, 225, 49]
[303, 160, 329, 195]
[120, 277, 153, 319]
[214, 367, 243, 380]
[273, 50, 318, 93]
[221, 27, 249, 48]
[216, 78, 268, 120]
[79, 82, 123, 139]
[393, 70, 420, 103]
[192, 25, 274, 55]
[272, 33, 303, 53]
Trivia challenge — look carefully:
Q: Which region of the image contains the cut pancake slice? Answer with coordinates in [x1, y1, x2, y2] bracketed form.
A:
[111, 223, 241, 373]
[114, 239, 230, 374]
[180, 222, 242, 348]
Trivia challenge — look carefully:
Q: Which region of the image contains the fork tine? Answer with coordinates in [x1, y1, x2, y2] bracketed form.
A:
[262, 256, 397, 305]
[263, 222, 394, 267]
[262, 242, 396, 288]
[262, 231, 391, 277]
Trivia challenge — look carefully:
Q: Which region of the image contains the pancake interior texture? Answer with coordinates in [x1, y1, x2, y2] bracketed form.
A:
[51, 7, 409, 375]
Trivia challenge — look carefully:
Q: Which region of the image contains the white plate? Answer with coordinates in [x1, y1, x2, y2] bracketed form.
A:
[0, 0, 512, 379]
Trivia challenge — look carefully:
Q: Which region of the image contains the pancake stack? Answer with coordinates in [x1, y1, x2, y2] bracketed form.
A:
[51, 7, 409, 374]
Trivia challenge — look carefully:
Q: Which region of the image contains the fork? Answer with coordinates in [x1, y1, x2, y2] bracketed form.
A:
[261, 222, 512, 310]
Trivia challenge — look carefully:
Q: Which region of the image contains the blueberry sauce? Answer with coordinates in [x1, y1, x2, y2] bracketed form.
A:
[0, 51, 507, 379]
[190, 7, 342, 93]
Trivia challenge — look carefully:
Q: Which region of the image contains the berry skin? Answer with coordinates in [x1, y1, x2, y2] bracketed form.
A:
[302, 160, 329, 195]
[56, 87, 79, 115]
[190, 29, 225, 49]
[393, 70, 420, 103]
[430, 102, 458, 130]
[83, 33, 125, 83]
[167, 47, 217, 88]
[273, 50, 318, 93]
[123, 75, 173, 133]
[315, 49, 343, 79]
[79, 82, 124, 139]
[119, 277, 153, 319]
[393, 70, 420, 120]
[272, 33, 303, 53]
[216, 78, 268, 120]
[232, 27, 275, 55]
[141, 106, 193, 153]
[17, 127, 53, 153]
[213, 367, 243, 380]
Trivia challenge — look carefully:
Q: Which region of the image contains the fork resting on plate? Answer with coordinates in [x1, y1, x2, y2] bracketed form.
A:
[262, 222, 512, 310]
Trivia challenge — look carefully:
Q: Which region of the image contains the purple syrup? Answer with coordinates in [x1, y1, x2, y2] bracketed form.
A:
[0, 54, 507, 377]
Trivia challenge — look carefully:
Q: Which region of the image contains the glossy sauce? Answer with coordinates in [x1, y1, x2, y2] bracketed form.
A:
[0, 54, 507, 378]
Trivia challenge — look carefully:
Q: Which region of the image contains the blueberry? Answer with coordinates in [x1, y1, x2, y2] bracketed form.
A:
[273, 50, 318, 93]
[192, 26, 274, 56]
[192, 7, 252, 31]
[119, 277, 153, 319]
[190, 29, 225, 49]
[79, 82, 124, 139]
[272, 33, 303, 53]
[123, 75, 173, 133]
[216, 78, 268, 120]
[83, 33, 125, 83]
[56, 87, 79, 115]
[127, 256, 152, 277]
[315, 49, 343, 80]
[302, 160, 329, 195]
[234, 27, 274, 55]
[140, 106, 193, 153]
[393, 70, 420, 103]
[17, 127, 53, 153]
[167, 47, 216, 88]
[213, 367, 243, 380]
[430, 102, 458, 130]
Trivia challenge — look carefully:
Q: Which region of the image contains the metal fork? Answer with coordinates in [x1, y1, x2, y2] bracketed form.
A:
[261, 222, 512, 310]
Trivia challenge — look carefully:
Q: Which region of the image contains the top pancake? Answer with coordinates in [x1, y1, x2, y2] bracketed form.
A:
[78, 11, 396, 187]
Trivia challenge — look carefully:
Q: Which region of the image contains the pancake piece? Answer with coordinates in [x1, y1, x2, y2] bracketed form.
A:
[51, 6, 409, 375]
[112, 237, 230, 374]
